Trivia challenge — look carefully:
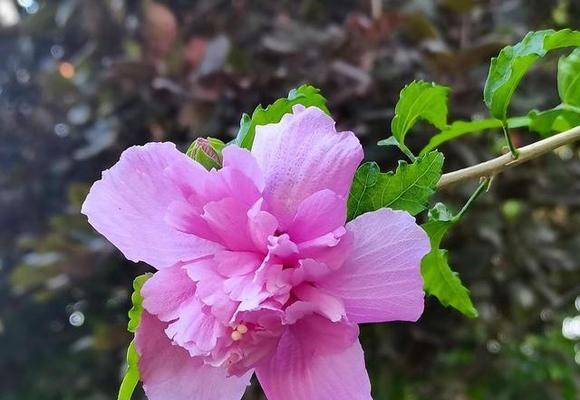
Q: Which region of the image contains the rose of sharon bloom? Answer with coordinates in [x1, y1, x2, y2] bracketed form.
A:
[82, 105, 430, 400]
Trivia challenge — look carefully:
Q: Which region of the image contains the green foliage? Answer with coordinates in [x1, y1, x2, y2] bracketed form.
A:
[187, 137, 226, 170]
[118, 341, 140, 400]
[421, 203, 478, 318]
[118, 274, 151, 400]
[419, 116, 530, 155]
[558, 48, 580, 107]
[523, 46, 580, 136]
[127, 274, 151, 333]
[387, 81, 449, 159]
[484, 29, 580, 121]
[528, 107, 580, 136]
[376, 136, 400, 148]
[415, 30, 580, 153]
[235, 84, 330, 149]
[347, 151, 444, 220]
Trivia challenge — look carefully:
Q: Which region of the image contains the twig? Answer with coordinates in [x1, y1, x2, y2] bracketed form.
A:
[437, 125, 580, 189]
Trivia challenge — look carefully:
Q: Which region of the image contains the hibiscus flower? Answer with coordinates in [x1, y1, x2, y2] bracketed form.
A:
[82, 105, 430, 400]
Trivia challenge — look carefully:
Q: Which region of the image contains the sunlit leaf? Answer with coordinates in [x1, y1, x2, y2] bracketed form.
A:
[484, 29, 580, 121]
[389, 81, 449, 158]
[235, 84, 329, 149]
[347, 151, 444, 220]
[558, 48, 580, 107]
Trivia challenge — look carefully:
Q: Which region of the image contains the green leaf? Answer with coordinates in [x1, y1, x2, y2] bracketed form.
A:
[390, 80, 449, 158]
[421, 249, 478, 318]
[346, 151, 444, 220]
[118, 273, 151, 400]
[422, 203, 457, 249]
[235, 84, 329, 149]
[376, 136, 400, 148]
[528, 107, 580, 136]
[558, 48, 580, 107]
[421, 203, 478, 318]
[117, 341, 140, 400]
[484, 29, 580, 121]
[419, 116, 530, 155]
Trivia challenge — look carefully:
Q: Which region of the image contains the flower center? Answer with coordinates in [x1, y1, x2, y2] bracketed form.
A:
[230, 323, 248, 341]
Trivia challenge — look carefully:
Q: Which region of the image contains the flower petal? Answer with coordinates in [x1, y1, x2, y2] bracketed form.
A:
[141, 265, 195, 322]
[251, 106, 363, 229]
[185, 258, 238, 323]
[214, 250, 262, 277]
[222, 145, 264, 192]
[284, 284, 345, 324]
[247, 200, 279, 253]
[287, 189, 346, 243]
[81, 142, 221, 269]
[135, 311, 251, 400]
[321, 208, 430, 323]
[164, 199, 221, 243]
[164, 296, 225, 356]
[202, 197, 256, 252]
[256, 315, 370, 400]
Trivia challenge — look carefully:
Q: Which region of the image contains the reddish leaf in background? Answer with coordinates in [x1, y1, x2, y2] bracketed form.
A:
[143, 2, 178, 64]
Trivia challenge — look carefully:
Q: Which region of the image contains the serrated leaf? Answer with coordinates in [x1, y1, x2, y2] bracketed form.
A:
[422, 203, 456, 249]
[419, 116, 531, 155]
[347, 151, 444, 220]
[389, 80, 449, 157]
[421, 249, 478, 318]
[421, 203, 478, 318]
[118, 273, 151, 400]
[235, 84, 330, 149]
[528, 107, 580, 136]
[427, 201, 455, 223]
[484, 29, 580, 121]
[558, 48, 580, 107]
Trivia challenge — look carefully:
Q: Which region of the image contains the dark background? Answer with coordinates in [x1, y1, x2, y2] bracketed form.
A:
[1, 0, 580, 399]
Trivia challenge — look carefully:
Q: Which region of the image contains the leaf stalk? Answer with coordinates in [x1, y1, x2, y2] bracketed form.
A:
[502, 124, 520, 158]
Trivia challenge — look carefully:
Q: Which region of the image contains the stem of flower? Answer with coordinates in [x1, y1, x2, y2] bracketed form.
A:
[453, 177, 491, 221]
[437, 125, 580, 189]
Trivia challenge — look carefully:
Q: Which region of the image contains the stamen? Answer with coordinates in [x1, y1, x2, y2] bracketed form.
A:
[236, 323, 248, 334]
[231, 330, 243, 341]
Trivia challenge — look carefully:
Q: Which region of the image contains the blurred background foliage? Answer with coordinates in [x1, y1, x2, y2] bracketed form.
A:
[1, 0, 580, 399]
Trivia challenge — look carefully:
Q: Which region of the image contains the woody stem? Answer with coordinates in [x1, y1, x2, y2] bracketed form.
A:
[437, 125, 580, 189]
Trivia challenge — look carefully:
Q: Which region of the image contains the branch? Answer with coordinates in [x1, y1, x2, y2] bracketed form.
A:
[437, 125, 580, 189]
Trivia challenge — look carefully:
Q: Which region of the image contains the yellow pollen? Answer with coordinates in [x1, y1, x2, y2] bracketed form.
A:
[231, 330, 243, 341]
[236, 324, 248, 334]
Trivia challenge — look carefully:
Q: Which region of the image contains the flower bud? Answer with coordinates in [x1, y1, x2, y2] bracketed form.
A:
[186, 137, 225, 170]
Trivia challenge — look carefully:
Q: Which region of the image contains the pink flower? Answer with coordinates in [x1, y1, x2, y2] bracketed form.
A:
[82, 106, 430, 400]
